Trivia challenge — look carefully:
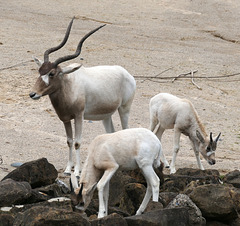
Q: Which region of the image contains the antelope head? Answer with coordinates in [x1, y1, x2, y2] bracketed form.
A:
[29, 17, 106, 100]
[69, 173, 97, 212]
[196, 131, 221, 165]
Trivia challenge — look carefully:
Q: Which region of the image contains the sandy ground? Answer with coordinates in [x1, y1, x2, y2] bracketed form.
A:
[0, 0, 239, 181]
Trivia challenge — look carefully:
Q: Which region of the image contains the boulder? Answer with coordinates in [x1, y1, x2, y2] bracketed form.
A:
[175, 168, 220, 177]
[0, 178, 32, 207]
[163, 168, 220, 193]
[128, 164, 164, 187]
[34, 183, 64, 198]
[108, 207, 130, 217]
[109, 171, 136, 206]
[91, 213, 127, 226]
[189, 184, 239, 221]
[0, 197, 72, 217]
[206, 221, 229, 226]
[13, 206, 90, 226]
[125, 207, 189, 226]
[119, 183, 146, 215]
[167, 194, 206, 225]
[144, 200, 163, 213]
[162, 168, 220, 193]
[2, 158, 58, 188]
[0, 213, 14, 226]
[230, 217, 240, 226]
[159, 192, 178, 207]
[223, 170, 240, 188]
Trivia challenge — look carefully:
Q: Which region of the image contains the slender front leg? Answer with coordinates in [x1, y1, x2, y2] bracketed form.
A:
[74, 113, 84, 177]
[97, 166, 119, 218]
[170, 128, 181, 174]
[155, 126, 170, 168]
[193, 144, 204, 170]
[63, 121, 73, 175]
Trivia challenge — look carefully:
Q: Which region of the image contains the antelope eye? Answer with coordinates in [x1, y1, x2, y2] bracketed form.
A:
[49, 72, 54, 77]
[79, 202, 84, 206]
[206, 146, 211, 152]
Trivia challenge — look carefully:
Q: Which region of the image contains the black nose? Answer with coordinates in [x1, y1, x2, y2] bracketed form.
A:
[212, 159, 216, 165]
[29, 92, 36, 98]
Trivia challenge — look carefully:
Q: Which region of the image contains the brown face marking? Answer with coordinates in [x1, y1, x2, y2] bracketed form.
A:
[39, 62, 55, 75]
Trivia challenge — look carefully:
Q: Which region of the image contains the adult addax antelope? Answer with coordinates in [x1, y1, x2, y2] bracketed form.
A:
[29, 18, 136, 176]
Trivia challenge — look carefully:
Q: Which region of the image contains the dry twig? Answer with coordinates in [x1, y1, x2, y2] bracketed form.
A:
[172, 70, 198, 82]
[0, 60, 33, 72]
[191, 70, 202, 90]
[141, 67, 173, 83]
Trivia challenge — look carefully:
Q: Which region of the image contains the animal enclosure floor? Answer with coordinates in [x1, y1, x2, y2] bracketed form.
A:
[0, 0, 239, 181]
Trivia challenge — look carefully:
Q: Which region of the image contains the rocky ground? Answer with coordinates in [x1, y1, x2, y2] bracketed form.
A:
[0, 0, 240, 182]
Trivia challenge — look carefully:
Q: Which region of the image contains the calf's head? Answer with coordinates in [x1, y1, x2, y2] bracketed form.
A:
[196, 130, 221, 165]
[29, 17, 105, 100]
[70, 173, 97, 212]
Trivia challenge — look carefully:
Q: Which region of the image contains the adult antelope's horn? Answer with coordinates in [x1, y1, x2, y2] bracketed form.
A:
[43, 17, 75, 62]
[53, 24, 106, 67]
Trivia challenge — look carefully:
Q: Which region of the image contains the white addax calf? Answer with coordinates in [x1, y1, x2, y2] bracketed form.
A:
[29, 18, 136, 176]
[149, 93, 221, 174]
[70, 128, 162, 218]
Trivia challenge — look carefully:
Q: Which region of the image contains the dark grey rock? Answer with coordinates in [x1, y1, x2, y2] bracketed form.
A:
[163, 168, 221, 193]
[13, 205, 90, 226]
[91, 213, 127, 226]
[0, 178, 32, 207]
[224, 170, 240, 188]
[189, 184, 239, 221]
[119, 183, 146, 215]
[125, 207, 189, 226]
[159, 192, 178, 207]
[167, 194, 206, 225]
[2, 158, 58, 188]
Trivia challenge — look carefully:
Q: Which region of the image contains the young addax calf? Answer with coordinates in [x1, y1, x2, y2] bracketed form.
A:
[70, 128, 162, 218]
[149, 93, 221, 174]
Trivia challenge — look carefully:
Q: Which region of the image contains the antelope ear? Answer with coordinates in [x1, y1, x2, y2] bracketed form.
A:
[33, 57, 43, 67]
[196, 130, 205, 143]
[62, 63, 82, 75]
[70, 173, 79, 190]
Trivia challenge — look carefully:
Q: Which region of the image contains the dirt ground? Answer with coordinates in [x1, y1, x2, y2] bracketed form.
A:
[0, 0, 239, 182]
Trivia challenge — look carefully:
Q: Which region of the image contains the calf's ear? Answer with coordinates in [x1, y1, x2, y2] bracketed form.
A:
[196, 130, 205, 143]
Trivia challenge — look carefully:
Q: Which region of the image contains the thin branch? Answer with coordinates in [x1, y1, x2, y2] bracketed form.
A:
[191, 70, 202, 90]
[134, 72, 240, 80]
[0, 60, 33, 72]
[141, 67, 173, 83]
[172, 70, 198, 83]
